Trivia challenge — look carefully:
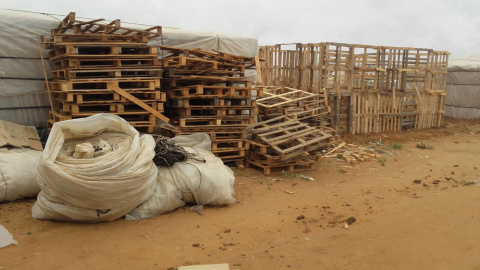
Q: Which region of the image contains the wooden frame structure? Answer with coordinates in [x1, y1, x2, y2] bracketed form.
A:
[258, 43, 449, 133]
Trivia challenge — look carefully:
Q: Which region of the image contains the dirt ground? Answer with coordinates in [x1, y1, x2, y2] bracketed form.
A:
[1, 118, 480, 270]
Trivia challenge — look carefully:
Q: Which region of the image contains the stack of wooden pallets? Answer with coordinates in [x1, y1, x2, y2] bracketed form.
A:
[160, 46, 260, 165]
[246, 116, 334, 175]
[43, 12, 168, 133]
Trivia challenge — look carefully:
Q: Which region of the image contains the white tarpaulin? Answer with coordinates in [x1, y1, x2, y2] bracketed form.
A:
[0, 9, 258, 127]
[445, 55, 480, 118]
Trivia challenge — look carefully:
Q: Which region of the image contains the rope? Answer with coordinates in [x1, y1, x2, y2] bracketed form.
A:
[152, 136, 205, 167]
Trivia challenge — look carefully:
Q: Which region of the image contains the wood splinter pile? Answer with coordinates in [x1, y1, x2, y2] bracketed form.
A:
[322, 142, 381, 165]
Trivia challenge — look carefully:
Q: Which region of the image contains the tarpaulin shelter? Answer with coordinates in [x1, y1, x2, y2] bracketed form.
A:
[445, 55, 480, 118]
[0, 9, 258, 127]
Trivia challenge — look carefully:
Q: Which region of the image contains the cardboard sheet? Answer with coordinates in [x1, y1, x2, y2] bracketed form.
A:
[0, 120, 42, 150]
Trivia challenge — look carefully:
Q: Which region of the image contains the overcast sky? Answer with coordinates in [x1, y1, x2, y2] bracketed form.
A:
[2, 0, 479, 59]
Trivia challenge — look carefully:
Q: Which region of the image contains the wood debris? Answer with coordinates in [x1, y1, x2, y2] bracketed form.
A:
[322, 142, 381, 165]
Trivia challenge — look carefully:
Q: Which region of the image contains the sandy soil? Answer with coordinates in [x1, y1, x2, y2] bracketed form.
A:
[1, 118, 480, 270]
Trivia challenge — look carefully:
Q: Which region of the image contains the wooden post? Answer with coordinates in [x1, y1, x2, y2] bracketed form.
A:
[37, 35, 54, 113]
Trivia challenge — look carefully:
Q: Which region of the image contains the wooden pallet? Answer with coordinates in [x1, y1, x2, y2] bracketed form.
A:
[164, 68, 245, 78]
[248, 138, 331, 161]
[167, 97, 255, 107]
[174, 116, 255, 127]
[162, 56, 246, 73]
[51, 78, 160, 91]
[257, 86, 320, 108]
[49, 45, 157, 60]
[261, 106, 331, 122]
[211, 140, 247, 151]
[160, 46, 256, 66]
[48, 111, 157, 133]
[53, 57, 158, 70]
[222, 158, 246, 167]
[212, 148, 246, 159]
[247, 149, 321, 166]
[52, 67, 161, 80]
[54, 99, 163, 115]
[169, 106, 257, 117]
[166, 85, 256, 98]
[246, 157, 319, 176]
[173, 128, 247, 140]
[48, 12, 161, 41]
[248, 115, 333, 160]
[52, 90, 165, 104]
[163, 76, 252, 88]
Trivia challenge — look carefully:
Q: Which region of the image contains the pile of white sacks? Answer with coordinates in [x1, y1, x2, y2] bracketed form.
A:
[1, 114, 235, 222]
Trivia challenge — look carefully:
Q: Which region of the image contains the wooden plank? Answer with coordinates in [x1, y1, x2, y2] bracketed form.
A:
[38, 36, 54, 113]
[413, 83, 423, 102]
[255, 56, 263, 85]
[323, 141, 346, 156]
[111, 86, 169, 122]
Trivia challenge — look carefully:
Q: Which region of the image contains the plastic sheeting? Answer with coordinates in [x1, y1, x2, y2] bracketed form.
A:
[0, 9, 258, 127]
[218, 33, 258, 57]
[445, 55, 480, 118]
[0, 225, 17, 248]
[448, 55, 480, 72]
[0, 9, 57, 58]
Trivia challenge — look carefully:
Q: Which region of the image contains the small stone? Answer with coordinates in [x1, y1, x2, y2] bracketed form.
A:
[413, 180, 422, 184]
[346, 217, 356, 225]
[296, 215, 305, 220]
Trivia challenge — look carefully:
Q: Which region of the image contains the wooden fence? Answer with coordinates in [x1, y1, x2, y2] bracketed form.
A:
[258, 43, 449, 133]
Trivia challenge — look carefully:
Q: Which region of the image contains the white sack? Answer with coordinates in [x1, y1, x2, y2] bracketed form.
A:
[0, 148, 42, 202]
[166, 147, 235, 206]
[31, 113, 157, 222]
[126, 147, 235, 220]
[173, 133, 212, 151]
[125, 169, 186, 220]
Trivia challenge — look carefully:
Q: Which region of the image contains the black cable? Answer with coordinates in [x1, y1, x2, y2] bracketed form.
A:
[152, 136, 205, 167]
